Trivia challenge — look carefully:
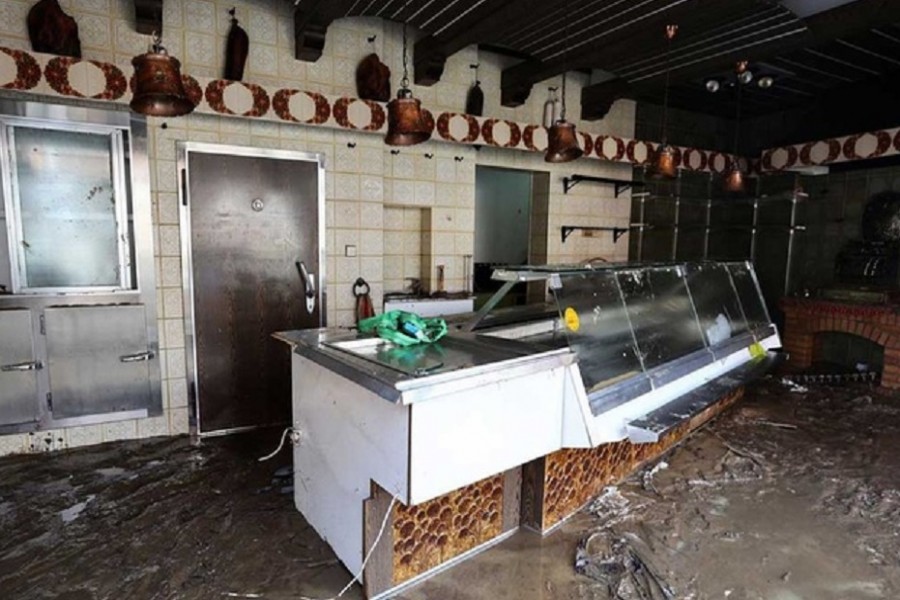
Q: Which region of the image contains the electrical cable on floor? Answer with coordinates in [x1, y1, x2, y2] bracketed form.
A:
[257, 427, 295, 462]
[300, 494, 400, 600]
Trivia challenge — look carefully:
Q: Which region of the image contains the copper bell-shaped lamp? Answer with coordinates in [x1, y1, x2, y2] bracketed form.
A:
[385, 12, 431, 146]
[650, 25, 678, 179]
[723, 161, 746, 194]
[723, 61, 747, 194]
[130, 33, 194, 117]
[545, 119, 583, 163]
[544, 4, 582, 163]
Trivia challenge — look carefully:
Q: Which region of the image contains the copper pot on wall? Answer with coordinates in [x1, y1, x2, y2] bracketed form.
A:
[131, 43, 194, 117]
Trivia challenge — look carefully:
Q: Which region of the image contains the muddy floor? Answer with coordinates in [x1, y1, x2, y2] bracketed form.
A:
[2, 379, 899, 599]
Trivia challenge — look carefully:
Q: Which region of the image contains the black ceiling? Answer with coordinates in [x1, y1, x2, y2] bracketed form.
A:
[291, 0, 900, 121]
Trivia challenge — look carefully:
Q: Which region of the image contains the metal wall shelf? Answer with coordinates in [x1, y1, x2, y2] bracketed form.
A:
[561, 225, 628, 243]
[562, 175, 645, 197]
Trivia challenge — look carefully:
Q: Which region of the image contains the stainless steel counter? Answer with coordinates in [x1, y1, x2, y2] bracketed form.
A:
[274, 328, 574, 404]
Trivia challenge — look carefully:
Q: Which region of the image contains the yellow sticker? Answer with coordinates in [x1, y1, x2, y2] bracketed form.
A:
[564, 307, 580, 332]
[749, 342, 765, 358]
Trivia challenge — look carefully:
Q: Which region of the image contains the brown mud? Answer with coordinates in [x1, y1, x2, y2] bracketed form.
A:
[2, 379, 899, 600]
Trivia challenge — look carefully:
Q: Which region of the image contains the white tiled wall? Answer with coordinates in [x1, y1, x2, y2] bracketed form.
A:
[0, 0, 635, 454]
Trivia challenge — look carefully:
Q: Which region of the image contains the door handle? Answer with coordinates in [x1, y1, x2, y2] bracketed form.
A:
[1, 360, 42, 372]
[119, 351, 154, 363]
[296, 260, 316, 314]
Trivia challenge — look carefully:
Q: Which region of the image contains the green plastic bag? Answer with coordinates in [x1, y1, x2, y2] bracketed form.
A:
[358, 310, 448, 347]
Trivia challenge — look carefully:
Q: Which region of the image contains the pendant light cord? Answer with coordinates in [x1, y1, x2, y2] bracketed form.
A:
[560, 0, 570, 121]
[661, 25, 676, 145]
[400, 0, 410, 89]
[732, 70, 743, 165]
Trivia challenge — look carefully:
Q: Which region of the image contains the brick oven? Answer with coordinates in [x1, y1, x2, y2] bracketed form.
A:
[780, 298, 900, 388]
[780, 190, 900, 388]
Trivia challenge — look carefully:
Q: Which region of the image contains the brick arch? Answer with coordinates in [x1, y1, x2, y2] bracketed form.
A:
[779, 297, 900, 389]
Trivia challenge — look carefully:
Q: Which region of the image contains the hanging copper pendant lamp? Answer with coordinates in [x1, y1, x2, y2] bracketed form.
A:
[545, 0, 582, 163]
[130, 33, 194, 117]
[724, 61, 747, 194]
[545, 119, 583, 163]
[650, 25, 678, 179]
[385, 8, 431, 146]
[723, 163, 745, 193]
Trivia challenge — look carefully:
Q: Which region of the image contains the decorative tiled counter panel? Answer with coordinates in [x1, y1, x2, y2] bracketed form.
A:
[521, 386, 744, 532]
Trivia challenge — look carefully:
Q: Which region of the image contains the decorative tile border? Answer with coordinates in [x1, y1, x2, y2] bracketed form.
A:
[0, 46, 740, 174]
[761, 126, 900, 172]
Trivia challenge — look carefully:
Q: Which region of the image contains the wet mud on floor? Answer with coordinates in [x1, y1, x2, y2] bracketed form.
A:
[2, 379, 900, 599]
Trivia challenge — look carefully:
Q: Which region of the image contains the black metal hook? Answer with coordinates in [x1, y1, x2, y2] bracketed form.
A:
[367, 34, 377, 43]
[390, 149, 401, 155]
[454, 156, 464, 162]
[424, 153, 434, 159]
[347, 141, 357, 148]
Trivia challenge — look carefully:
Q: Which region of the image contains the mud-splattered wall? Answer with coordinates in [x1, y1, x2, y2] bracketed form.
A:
[0, 0, 636, 454]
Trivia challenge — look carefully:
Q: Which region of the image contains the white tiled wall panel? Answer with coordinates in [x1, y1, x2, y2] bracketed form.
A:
[0, 0, 635, 455]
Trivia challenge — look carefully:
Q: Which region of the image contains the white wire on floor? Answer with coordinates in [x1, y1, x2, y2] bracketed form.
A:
[257, 427, 294, 462]
[300, 494, 400, 600]
[258, 427, 400, 599]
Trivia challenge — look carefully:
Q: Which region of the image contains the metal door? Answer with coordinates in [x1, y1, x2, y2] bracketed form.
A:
[0, 309, 40, 425]
[181, 145, 324, 435]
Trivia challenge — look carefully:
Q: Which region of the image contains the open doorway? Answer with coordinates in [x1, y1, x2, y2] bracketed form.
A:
[474, 166, 549, 308]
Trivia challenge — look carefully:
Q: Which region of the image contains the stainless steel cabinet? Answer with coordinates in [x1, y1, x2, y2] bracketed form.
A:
[0, 309, 40, 426]
[45, 305, 153, 419]
[0, 100, 161, 435]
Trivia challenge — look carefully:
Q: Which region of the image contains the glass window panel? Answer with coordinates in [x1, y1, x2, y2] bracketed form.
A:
[11, 126, 121, 289]
[727, 262, 770, 332]
[618, 266, 706, 370]
[684, 262, 749, 347]
[552, 271, 644, 394]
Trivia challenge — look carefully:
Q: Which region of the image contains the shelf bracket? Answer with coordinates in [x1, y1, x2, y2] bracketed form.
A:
[561, 226, 628, 244]
[562, 174, 644, 198]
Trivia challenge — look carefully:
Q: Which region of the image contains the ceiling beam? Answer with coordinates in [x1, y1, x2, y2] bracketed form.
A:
[413, 0, 544, 86]
[499, 0, 759, 109]
[293, 0, 356, 62]
[134, 0, 163, 35]
[579, 0, 900, 120]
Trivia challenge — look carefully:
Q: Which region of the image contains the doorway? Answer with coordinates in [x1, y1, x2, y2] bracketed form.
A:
[474, 166, 549, 307]
[178, 144, 324, 436]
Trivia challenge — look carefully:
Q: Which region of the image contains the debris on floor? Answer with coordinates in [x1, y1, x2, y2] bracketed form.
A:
[1, 380, 899, 600]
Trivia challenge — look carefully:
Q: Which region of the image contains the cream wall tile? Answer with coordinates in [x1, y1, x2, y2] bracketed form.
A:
[0, 433, 26, 456]
[103, 420, 138, 442]
[169, 408, 189, 434]
[0, 4, 637, 453]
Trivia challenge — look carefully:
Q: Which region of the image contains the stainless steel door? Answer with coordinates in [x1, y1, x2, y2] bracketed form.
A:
[44, 305, 153, 419]
[184, 147, 323, 435]
[0, 309, 40, 425]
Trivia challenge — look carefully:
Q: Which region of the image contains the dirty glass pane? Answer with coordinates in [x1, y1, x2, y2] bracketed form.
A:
[727, 261, 770, 332]
[684, 262, 749, 347]
[617, 266, 706, 370]
[11, 126, 121, 289]
[551, 271, 644, 394]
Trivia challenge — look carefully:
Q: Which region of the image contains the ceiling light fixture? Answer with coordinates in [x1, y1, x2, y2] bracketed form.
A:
[130, 32, 194, 117]
[545, 0, 583, 163]
[705, 79, 720, 93]
[758, 75, 774, 89]
[650, 24, 679, 179]
[385, 2, 432, 146]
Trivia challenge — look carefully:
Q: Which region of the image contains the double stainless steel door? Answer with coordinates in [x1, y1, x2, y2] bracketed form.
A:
[181, 146, 324, 435]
